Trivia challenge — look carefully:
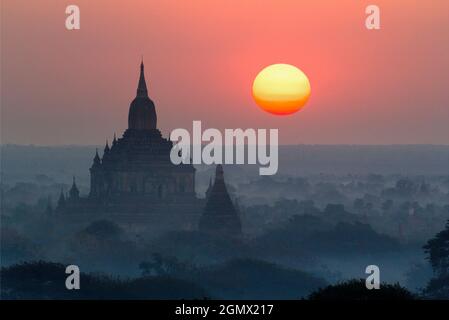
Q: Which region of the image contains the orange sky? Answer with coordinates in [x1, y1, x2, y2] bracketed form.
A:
[1, 0, 448, 145]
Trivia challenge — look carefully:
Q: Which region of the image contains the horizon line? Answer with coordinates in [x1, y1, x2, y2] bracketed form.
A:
[1, 143, 449, 148]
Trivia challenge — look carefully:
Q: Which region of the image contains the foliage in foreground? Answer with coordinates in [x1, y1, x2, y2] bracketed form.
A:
[308, 279, 416, 300]
[1, 261, 207, 300]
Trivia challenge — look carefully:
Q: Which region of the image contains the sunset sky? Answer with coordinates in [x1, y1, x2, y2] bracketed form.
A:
[1, 0, 448, 145]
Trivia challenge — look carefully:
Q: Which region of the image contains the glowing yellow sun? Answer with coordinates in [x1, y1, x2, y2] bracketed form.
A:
[252, 64, 311, 115]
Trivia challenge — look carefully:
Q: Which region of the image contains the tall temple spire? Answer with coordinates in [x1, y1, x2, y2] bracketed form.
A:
[215, 164, 224, 182]
[93, 148, 101, 165]
[104, 140, 110, 153]
[128, 59, 157, 130]
[205, 176, 213, 198]
[136, 58, 148, 98]
[70, 176, 80, 199]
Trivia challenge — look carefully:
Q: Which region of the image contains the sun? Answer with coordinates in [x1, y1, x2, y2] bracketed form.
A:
[252, 64, 311, 115]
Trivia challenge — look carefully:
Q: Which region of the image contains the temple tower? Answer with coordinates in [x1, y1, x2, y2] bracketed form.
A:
[199, 165, 242, 236]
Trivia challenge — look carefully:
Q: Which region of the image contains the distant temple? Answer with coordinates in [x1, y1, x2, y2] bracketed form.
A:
[56, 61, 241, 235]
[200, 165, 242, 235]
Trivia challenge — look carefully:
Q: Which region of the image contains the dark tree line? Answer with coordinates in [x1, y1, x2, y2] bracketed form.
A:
[423, 220, 449, 298]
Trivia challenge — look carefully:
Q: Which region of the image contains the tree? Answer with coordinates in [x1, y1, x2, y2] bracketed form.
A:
[395, 178, 416, 196]
[1, 261, 207, 299]
[139, 253, 194, 277]
[82, 220, 123, 240]
[423, 220, 449, 277]
[308, 279, 415, 300]
[423, 220, 449, 298]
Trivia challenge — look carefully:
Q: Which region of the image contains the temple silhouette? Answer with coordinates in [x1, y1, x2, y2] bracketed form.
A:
[200, 164, 242, 235]
[56, 61, 241, 236]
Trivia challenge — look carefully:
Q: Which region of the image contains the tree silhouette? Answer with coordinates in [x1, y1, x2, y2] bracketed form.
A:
[82, 220, 123, 240]
[423, 220, 449, 298]
[308, 279, 415, 300]
[423, 220, 449, 277]
[139, 253, 194, 277]
[1, 261, 207, 299]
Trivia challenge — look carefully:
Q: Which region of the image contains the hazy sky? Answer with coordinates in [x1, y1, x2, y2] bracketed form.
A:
[1, 0, 448, 145]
